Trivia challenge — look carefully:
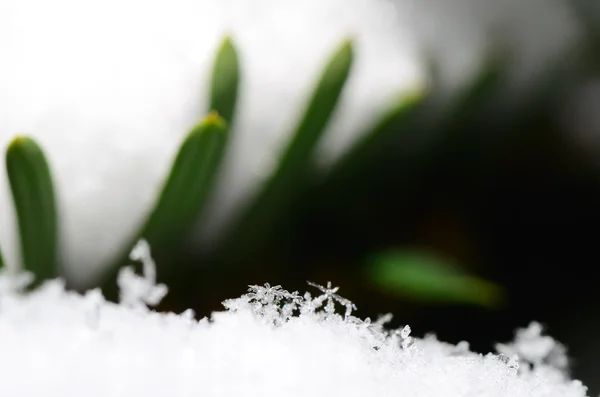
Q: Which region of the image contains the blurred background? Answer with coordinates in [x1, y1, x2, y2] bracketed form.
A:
[97, 0, 600, 392]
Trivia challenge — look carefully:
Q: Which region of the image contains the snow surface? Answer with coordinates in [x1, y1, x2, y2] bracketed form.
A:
[0, 283, 589, 397]
[0, 241, 590, 397]
[0, 0, 583, 286]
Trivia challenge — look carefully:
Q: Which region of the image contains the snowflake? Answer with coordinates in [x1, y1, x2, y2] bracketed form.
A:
[117, 239, 168, 309]
[247, 283, 299, 305]
[239, 282, 358, 325]
[245, 283, 303, 325]
[307, 281, 357, 319]
[389, 324, 415, 350]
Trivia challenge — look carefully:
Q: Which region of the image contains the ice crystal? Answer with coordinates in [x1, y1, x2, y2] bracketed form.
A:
[400, 325, 415, 350]
[117, 239, 168, 309]
[307, 281, 357, 319]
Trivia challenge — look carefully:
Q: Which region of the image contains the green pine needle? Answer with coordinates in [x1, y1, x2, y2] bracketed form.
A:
[98, 112, 227, 293]
[97, 36, 239, 292]
[324, 87, 427, 188]
[5, 136, 58, 284]
[220, 38, 354, 260]
[437, 53, 507, 130]
[210, 35, 240, 125]
[368, 249, 505, 309]
[140, 112, 227, 247]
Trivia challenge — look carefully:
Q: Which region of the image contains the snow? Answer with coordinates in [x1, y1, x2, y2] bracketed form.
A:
[117, 240, 168, 309]
[0, 242, 590, 396]
[398, 0, 582, 92]
[0, 0, 584, 287]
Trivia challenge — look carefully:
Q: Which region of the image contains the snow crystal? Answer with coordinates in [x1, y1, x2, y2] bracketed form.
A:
[117, 239, 168, 309]
[0, 274, 590, 397]
[307, 281, 357, 319]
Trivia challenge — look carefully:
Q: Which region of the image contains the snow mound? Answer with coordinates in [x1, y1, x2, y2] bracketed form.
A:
[0, 272, 589, 396]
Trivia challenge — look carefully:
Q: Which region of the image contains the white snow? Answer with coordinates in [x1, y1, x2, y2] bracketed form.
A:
[0, 0, 584, 287]
[117, 239, 168, 309]
[0, 267, 589, 397]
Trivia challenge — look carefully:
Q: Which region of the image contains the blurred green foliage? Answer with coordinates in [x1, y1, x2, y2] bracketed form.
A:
[3, 6, 600, 311]
[368, 249, 504, 308]
[218, 39, 355, 262]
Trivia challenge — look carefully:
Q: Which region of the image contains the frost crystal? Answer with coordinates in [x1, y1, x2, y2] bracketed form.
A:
[400, 325, 414, 350]
[307, 281, 357, 319]
[497, 353, 520, 375]
[400, 324, 411, 339]
[117, 239, 168, 309]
